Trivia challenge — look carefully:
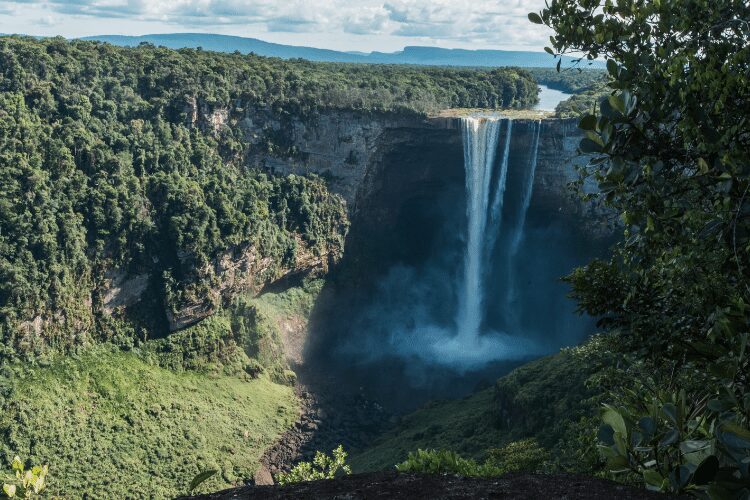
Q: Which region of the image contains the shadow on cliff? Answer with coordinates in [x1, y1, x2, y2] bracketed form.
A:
[298, 119, 616, 413]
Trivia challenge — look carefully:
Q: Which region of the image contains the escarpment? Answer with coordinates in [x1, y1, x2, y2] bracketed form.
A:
[12, 97, 604, 353]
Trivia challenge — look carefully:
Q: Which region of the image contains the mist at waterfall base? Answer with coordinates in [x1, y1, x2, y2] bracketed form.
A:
[314, 117, 601, 408]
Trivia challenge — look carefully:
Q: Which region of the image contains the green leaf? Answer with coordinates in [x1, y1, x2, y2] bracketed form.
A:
[659, 429, 679, 447]
[544, 47, 554, 55]
[693, 455, 719, 485]
[638, 416, 656, 437]
[2, 483, 16, 498]
[189, 469, 218, 493]
[718, 423, 750, 449]
[11, 457, 22, 473]
[602, 407, 627, 437]
[662, 404, 677, 425]
[580, 138, 603, 153]
[607, 94, 626, 115]
[528, 12, 544, 24]
[578, 114, 598, 131]
[606, 59, 618, 77]
[606, 454, 629, 472]
[708, 398, 731, 413]
[598, 424, 615, 445]
[643, 470, 665, 491]
[698, 157, 709, 174]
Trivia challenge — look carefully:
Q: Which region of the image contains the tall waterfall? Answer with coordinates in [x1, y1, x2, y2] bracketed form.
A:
[455, 117, 502, 340]
[456, 117, 542, 342]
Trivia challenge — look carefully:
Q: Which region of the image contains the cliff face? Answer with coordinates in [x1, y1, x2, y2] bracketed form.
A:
[237, 110, 601, 228]
[238, 107, 435, 211]
[23, 107, 603, 345]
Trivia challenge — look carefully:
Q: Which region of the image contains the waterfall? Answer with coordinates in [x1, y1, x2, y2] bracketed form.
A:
[503, 120, 542, 330]
[487, 119, 513, 254]
[510, 120, 541, 255]
[456, 117, 501, 340]
[456, 117, 541, 341]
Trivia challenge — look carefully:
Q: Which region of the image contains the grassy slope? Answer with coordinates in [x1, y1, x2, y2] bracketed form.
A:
[350, 344, 603, 473]
[0, 346, 297, 498]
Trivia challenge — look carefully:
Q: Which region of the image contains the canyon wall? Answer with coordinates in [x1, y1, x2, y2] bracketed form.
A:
[237, 109, 604, 232]
[45, 107, 604, 340]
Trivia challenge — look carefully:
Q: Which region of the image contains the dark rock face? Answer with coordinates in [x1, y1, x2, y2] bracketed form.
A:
[248, 111, 605, 235]
[186, 471, 675, 500]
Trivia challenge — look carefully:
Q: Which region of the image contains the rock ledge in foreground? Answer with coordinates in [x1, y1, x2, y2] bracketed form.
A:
[186, 471, 671, 499]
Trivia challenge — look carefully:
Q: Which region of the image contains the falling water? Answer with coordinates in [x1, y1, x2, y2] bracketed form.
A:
[510, 120, 542, 255]
[503, 120, 542, 330]
[455, 117, 502, 340]
[456, 117, 542, 342]
[488, 119, 513, 254]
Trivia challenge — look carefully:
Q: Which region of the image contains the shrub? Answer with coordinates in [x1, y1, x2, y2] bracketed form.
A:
[275, 445, 352, 485]
[486, 439, 549, 473]
[1, 456, 48, 498]
[396, 449, 499, 477]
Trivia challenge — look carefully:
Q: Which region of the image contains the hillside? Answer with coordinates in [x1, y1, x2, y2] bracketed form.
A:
[0, 346, 297, 497]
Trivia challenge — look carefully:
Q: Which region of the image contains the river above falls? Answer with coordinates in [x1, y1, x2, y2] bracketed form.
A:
[533, 85, 573, 112]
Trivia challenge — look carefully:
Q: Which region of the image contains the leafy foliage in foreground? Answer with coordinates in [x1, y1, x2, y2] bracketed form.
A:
[395, 440, 548, 478]
[275, 445, 352, 485]
[532, 0, 750, 496]
[1, 457, 47, 498]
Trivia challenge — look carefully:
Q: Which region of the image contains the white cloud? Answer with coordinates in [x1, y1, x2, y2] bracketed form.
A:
[0, 0, 552, 51]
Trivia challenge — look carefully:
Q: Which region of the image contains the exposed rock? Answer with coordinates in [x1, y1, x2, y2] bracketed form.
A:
[243, 109, 432, 210]
[166, 237, 332, 331]
[252, 466, 274, 486]
[186, 471, 677, 499]
[101, 270, 150, 314]
[259, 384, 391, 477]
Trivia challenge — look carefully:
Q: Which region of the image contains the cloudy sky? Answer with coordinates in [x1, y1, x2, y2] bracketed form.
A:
[0, 0, 552, 52]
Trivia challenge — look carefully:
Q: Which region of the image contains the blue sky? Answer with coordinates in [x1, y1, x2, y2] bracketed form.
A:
[0, 0, 552, 52]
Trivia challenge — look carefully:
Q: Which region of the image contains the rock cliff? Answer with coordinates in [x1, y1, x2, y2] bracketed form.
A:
[21, 105, 605, 344]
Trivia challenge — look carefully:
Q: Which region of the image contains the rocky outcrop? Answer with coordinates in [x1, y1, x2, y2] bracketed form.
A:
[238, 108, 432, 210]
[102, 270, 150, 314]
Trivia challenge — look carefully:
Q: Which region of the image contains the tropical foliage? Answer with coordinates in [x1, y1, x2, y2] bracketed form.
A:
[531, 0, 750, 496]
[1, 457, 47, 499]
[395, 440, 549, 478]
[275, 445, 352, 485]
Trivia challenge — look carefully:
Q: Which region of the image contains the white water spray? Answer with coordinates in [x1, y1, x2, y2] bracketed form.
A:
[502, 120, 542, 331]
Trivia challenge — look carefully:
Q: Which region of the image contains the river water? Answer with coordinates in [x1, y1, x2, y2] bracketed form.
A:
[533, 84, 573, 112]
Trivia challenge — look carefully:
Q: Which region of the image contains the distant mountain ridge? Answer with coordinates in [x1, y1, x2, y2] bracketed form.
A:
[81, 33, 603, 68]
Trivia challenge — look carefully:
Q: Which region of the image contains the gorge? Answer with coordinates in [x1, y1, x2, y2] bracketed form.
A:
[297, 112, 612, 411]
[0, 36, 614, 497]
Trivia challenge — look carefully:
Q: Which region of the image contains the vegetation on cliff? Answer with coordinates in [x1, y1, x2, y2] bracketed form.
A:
[0, 35, 541, 360]
[349, 339, 611, 474]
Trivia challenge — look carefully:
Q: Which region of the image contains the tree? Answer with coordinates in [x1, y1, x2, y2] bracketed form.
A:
[529, 0, 750, 496]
